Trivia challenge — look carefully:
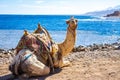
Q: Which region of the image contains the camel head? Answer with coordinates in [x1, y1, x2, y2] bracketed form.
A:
[66, 16, 78, 30]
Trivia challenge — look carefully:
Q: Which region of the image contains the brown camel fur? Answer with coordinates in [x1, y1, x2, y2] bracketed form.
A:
[58, 16, 78, 56]
[53, 16, 78, 67]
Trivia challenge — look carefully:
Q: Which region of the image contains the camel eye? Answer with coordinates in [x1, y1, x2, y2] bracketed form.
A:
[71, 21, 74, 23]
[75, 19, 78, 22]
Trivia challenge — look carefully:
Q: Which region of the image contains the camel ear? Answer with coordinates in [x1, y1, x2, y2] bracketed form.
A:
[75, 19, 78, 23]
[24, 30, 29, 35]
[66, 20, 70, 24]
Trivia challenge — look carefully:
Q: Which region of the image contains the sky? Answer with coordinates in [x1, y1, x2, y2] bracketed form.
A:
[0, 0, 120, 15]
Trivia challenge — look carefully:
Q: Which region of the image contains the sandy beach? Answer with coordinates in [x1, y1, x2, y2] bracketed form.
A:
[0, 43, 120, 80]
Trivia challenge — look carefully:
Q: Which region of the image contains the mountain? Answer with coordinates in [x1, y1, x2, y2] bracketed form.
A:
[105, 11, 120, 17]
[85, 5, 120, 17]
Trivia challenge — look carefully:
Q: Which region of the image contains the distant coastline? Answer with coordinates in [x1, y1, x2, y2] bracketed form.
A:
[104, 10, 120, 17]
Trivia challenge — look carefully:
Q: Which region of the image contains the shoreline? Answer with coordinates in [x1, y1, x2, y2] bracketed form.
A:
[0, 42, 120, 65]
[73, 42, 120, 52]
[1, 41, 120, 51]
[0, 42, 120, 56]
[0, 30, 120, 50]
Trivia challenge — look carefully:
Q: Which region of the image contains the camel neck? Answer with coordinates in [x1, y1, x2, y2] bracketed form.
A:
[58, 26, 76, 56]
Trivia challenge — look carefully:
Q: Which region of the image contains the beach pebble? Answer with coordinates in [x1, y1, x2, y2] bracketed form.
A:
[0, 42, 120, 65]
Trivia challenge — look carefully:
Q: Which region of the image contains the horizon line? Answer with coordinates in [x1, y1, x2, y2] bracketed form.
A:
[0, 13, 85, 15]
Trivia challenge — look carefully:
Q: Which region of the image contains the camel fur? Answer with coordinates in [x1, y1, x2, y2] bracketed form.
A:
[54, 16, 78, 67]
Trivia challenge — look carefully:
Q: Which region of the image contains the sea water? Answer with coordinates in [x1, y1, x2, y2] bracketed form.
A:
[0, 15, 120, 49]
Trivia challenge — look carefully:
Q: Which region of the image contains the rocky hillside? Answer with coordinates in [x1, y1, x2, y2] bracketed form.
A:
[104, 11, 120, 17]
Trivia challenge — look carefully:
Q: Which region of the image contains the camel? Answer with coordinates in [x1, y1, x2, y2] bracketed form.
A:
[53, 16, 78, 67]
[9, 16, 78, 78]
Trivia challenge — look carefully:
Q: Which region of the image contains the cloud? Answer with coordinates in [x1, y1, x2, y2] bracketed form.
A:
[20, 0, 45, 8]
[20, 2, 84, 14]
[58, 0, 69, 4]
[21, 4, 38, 8]
[3, 0, 120, 14]
[18, 0, 23, 3]
[34, 0, 44, 4]
[0, 4, 7, 8]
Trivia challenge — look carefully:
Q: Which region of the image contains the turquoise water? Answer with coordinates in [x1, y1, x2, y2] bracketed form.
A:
[0, 15, 120, 49]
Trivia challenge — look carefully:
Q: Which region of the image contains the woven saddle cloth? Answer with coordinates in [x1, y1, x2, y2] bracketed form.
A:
[15, 28, 55, 65]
